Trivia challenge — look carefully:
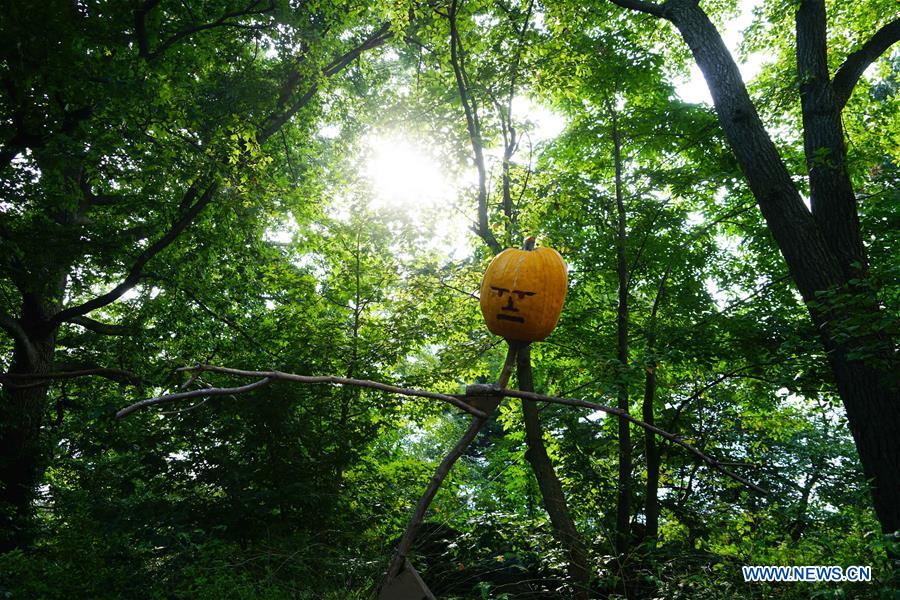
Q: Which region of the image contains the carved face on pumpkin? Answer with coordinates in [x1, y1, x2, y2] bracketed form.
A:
[479, 245, 568, 342]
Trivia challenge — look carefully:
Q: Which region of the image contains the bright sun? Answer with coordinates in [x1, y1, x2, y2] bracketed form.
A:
[357, 99, 565, 257]
[364, 135, 453, 210]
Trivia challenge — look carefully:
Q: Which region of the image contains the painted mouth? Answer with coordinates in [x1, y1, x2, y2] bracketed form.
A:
[497, 314, 525, 323]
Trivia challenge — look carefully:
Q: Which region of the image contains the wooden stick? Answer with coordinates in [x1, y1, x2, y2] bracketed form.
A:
[382, 343, 519, 584]
[116, 365, 486, 419]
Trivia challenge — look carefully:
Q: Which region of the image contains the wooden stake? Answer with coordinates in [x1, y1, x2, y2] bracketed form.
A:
[381, 343, 519, 592]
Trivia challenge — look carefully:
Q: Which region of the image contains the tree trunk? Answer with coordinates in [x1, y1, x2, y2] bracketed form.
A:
[0, 296, 59, 552]
[664, 0, 900, 538]
[823, 346, 900, 536]
[612, 116, 632, 556]
[517, 346, 591, 598]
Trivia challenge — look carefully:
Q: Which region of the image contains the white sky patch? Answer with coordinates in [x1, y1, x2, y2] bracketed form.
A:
[676, 0, 769, 104]
[582, 409, 606, 423]
[121, 286, 141, 301]
[264, 216, 298, 245]
[511, 96, 567, 145]
[705, 277, 731, 310]
[318, 123, 341, 139]
[686, 210, 705, 227]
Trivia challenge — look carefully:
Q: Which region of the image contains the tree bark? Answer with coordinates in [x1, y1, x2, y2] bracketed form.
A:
[0, 295, 60, 552]
[795, 0, 864, 274]
[518, 346, 591, 598]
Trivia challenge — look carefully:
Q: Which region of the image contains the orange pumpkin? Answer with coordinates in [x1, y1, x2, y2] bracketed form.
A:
[479, 241, 568, 342]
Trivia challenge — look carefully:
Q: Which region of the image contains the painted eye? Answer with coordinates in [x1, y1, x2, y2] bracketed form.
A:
[514, 290, 536, 299]
[490, 286, 509, 297]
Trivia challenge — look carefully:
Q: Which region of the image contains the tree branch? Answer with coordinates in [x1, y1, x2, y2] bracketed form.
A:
[647, 201, 757, 326]
[78, 170, 130, 210]
[666, 362, 781, 431]
[142, 1, 276, 60]
[175, 285, 282, 361]
[0, 313, 26, 344]
[448, 0, 501, 254]
[606, 0, 669, 18]
[649, 0, 847, 304]
[133, 0, 162, 58]
[45, 20, 389, 328]
[322, 22, 393, 78]
[1, 367, 142, 389]
[478, 384, 768, 494]
[67, 316, 132, 336]
[832, 18, 900, 110]
[116, 364, 487, 419]
[382, 343, 519, 588]
[0, 313, 37, 365]
[258, 22, 392, 142]
[382, 417, 485, 587]
[518, 344, 591, 595]
[49, 180, 219, 327]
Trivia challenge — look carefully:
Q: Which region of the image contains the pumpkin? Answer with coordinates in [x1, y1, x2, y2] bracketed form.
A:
[479, 240, 568, 342]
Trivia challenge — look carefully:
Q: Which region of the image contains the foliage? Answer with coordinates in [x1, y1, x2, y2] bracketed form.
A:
[1, 0, 898, 598]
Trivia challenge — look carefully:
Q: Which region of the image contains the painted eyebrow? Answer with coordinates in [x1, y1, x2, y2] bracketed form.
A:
[513, 290, 536, 298]
[490, 286, 510, 295]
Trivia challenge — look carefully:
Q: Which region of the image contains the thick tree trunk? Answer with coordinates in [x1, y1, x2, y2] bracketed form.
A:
[0, 297, 58, 552]
[823, 343, 900, 536]
[517, 346, 591, 598]
[663, 0, 900, 538]
[612, 118, 632, 556]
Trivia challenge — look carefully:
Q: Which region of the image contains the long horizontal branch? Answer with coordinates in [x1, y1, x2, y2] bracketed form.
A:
[1, 367, 142, 389]
[116, 364, 486, 419]
[115, 364, 766, 494]
[67, 316, 132, 336]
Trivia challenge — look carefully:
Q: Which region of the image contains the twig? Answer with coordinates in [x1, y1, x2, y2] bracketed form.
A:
[117, 377, 273, 418]
[2, 367, 143, 389]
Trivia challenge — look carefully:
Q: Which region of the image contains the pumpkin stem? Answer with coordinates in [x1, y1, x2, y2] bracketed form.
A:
[523, 236, 536, 251]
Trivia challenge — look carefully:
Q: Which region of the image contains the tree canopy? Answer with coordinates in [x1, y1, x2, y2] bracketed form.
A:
[1, 0, 898, 598]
